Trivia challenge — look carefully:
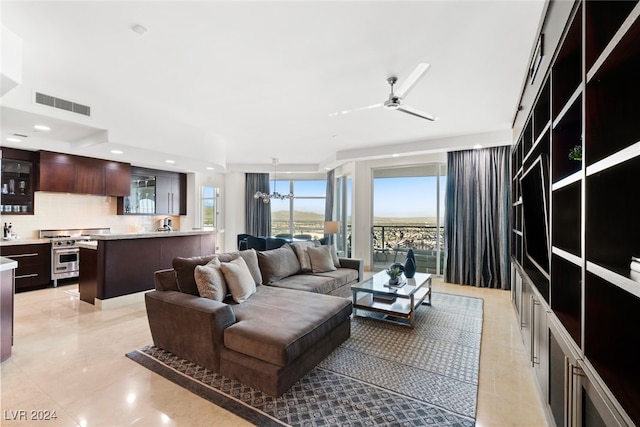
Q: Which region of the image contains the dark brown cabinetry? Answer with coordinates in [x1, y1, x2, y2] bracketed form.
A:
[38, 151, 130, 197]
[0, 243, 51, 291]
[1, 147, 36, 215]
[512, 1, 640, 425]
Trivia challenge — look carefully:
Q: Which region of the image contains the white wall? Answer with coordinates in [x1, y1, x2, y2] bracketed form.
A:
[222, 172, 246, 253]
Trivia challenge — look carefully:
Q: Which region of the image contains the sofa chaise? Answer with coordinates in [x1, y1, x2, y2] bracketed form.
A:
[145, 243, 363, 396]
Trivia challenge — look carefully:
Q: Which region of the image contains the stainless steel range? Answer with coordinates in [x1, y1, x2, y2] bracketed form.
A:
[39, 228, 110, 286]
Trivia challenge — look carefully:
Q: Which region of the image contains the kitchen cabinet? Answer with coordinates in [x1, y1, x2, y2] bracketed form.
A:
[104, 161, 131, 197]
[37, 150, 130, 196]
[38, 151, 76, 193]
[0, 243, 51, 291]
[0, 147, 36, 215]
[156, 175, 184, 215]
[118, 167, 186, 215]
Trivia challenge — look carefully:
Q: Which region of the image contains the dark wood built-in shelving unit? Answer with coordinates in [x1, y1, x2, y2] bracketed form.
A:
[511, 1, 640, 425]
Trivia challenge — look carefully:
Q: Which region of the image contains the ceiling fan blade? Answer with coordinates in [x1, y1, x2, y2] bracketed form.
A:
[329, 103, 382, 117]
[394, 63, 430, 99]
[396, 104, 437, 121]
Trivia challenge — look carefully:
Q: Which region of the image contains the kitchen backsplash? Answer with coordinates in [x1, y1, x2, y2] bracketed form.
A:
[0, 191, 181, 238]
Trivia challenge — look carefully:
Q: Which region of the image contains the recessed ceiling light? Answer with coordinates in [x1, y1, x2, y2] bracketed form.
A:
[165, 160, 175, 164]
[206, 167, 214, 171]
[110, 149, 124, 154]
[473, 144, 483, 149]
[131, 24, 148, 35]
[392, 153, 399, 157]
[6, 137, 21, 143]
[33, 124, 51, 131]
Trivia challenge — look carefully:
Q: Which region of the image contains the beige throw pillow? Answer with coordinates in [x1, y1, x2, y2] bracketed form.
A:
[194, 263, 227, 302]
[217, 249, 263, 286]
[307, 245, 337, 273]
[219, 257, 256, 303]
[290, 241, 319, 272]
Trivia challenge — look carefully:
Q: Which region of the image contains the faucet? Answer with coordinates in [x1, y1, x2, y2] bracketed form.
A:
[157, 217, 173, 231]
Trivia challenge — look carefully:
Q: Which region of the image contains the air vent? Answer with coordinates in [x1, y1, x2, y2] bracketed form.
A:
[35, 92, 91, 117]
[13, 133, 28, 138]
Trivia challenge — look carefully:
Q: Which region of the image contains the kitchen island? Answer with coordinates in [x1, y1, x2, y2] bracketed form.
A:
[78, 230, 215, 308]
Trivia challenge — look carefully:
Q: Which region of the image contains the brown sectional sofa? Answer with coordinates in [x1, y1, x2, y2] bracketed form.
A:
[145, 244, 363, 396]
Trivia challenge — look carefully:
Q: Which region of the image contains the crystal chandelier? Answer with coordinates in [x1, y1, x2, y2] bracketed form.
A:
[253, 158, 294, 204]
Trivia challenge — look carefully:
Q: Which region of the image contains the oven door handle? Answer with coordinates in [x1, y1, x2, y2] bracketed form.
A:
[54, 248, 79, 254]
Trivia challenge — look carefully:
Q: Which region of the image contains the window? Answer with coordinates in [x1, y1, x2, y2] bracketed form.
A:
[200, 186, 218, 229]
[270, 179, 326, 239]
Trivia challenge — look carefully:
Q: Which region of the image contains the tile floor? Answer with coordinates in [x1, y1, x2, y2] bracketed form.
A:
[1, 278, 550, 426]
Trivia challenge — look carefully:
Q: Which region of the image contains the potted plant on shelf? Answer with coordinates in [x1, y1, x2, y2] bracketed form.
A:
[568, 145, 582, 161]
[385, 264, 404, 286]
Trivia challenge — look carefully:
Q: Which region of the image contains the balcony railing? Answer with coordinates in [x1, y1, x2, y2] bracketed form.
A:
[372, 224, 446, 274]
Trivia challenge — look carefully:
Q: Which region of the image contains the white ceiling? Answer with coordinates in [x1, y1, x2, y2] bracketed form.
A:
[0, 1, 546, 173]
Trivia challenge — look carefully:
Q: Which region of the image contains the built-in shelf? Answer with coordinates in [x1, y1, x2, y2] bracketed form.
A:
[586, 1, 640, 80]
[585, 271, 640, 424]
[552, 246, 582, 267]
[586, 47, 640, 165]
[586, 154, 640, 283]
[552, 95, 582, 183]
[551, 180, 581, 257]
[552, 85, 583, 129]
[551, 170, 581, 191]
[552, 5, 582, 121]
[512, 1, 640, 423]
[551, 253, 582, 345]
[586, 262, 640, 301]
[586, 140, 640, 176]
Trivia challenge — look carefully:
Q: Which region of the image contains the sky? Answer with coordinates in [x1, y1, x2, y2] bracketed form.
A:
[268, 177, 445, 219]
[374, 176, 446, 218]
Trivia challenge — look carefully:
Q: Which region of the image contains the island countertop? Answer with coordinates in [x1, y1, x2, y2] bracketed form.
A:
[89, 230, 214, 240]
[79, 230, 216, 304]
[0, 256, 18, 271]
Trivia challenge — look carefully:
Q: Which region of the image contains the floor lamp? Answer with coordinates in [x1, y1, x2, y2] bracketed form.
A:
[324, 221, 340, 248]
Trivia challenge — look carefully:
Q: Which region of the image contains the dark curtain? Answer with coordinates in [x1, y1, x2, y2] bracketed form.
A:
[324, 169, 335, 243]
[245, 173, 271, 237]
[444, 146, 511, 289]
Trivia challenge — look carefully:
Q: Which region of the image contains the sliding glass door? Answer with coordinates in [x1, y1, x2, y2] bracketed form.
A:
[371, 164, 446, 275]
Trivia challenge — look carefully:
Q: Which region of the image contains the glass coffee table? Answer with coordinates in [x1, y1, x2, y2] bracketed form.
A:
[351, 271, 432, 328]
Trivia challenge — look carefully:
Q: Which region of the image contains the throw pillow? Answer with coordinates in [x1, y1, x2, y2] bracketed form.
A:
[307, 245, 337, 273]
[172, 254, 217, 296]
[290, 241, 319, 272]
[194, 263, 227, 302]
[257, 244, 301, 284]
[219, 257, 256, 303]
[217, 249, 263, 286]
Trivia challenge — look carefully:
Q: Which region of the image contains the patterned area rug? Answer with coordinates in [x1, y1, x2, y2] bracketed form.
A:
[126, 292, 483, 426]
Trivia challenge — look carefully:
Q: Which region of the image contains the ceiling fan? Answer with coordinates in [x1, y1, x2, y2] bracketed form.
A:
[331, 63, 437, 121]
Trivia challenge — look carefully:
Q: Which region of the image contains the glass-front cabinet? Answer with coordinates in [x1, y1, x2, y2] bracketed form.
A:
[117, 167, 186, 215]
[122, 174, 156, 214]
[1, 148, 35, 215]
